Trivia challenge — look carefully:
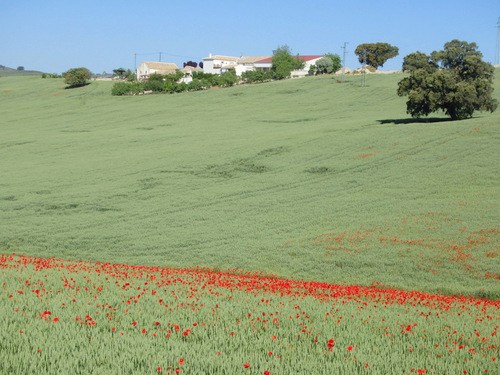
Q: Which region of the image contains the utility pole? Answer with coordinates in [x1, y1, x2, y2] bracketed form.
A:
[159, 52, 162, 62]
[341, 42, 348, 82]
[134, 53, 137, 70]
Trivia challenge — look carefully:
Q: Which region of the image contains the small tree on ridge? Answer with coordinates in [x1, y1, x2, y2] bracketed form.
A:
[354, 43, 399, 70]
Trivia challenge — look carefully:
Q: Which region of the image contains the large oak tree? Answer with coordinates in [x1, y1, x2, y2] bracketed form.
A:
[397, 40, 497, 120]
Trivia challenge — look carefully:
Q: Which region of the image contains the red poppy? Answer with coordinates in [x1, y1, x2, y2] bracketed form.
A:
[178, 358, 184, 365]
[243, 363, 250, 368]
[347, 346, 353, 351]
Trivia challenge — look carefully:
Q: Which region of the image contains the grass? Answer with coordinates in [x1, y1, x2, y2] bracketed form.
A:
[0, 66, 44, 77]
[1, 254, 498, 374]
[0, 72, 499, 299]
[1, 72, 499, 374]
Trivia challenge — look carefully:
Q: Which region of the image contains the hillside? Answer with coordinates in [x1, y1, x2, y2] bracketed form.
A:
[0, 66, 44, 76]
[0, 72, 499, 298]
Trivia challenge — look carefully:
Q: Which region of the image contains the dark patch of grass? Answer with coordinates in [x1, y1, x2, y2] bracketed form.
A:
[45, 203, 79, 210]
[257, 146, 286, 157]
[60, 129, 91, 133]
[278, 89, 300, 94]
[305, 166, 333, 174]
[261, 118, 316, 124]
[234, 159, 268, 173]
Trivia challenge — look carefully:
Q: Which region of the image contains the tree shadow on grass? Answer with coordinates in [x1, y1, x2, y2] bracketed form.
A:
[64, 82, 91, 89]
[378, 117, 454, 125]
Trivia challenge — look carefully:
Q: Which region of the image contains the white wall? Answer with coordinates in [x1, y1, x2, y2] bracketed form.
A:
[203, 59, 216, 74]
[136, 62, 150, 81]
[291, 57, 322, 77]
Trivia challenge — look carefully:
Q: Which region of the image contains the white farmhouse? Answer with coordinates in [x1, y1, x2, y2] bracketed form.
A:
[226, 56, 272, 76]
[201, 54, 240, 74]
[254, 55, 324, 77]
[136, 61, 180, 81]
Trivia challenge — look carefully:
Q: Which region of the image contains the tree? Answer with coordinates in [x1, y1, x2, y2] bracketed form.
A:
[401, 51, 438, 73]
[113, 68, 126, 77]
[272, 45, 305, 80]
[324, 53, 342, 73]
[63, 67, 92, 87]
[315, 57, 333, 74]
[17, 66, 25, 71]
[315, 53, 342, 74]
[354, 43, 399, 69]
[397, 40, 497, 120]
[183, 61, 198, 68]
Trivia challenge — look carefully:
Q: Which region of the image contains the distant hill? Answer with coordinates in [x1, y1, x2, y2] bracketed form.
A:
[0, 65, 44, 76]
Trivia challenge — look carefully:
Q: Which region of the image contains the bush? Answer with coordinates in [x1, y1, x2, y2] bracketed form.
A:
[241, 70, 272, 83]
[111, 82, 131, 96]
[219, 70, 239, 87]
[63, 67, 92, 88]
[143, 80, 164, 93]
[187, 79, 203, 91]
[111, 82, 145, 96]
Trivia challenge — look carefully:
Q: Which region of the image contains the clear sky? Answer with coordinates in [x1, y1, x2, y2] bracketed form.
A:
[1, 0, 499, 74]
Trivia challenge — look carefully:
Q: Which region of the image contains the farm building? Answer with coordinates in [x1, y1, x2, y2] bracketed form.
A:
[253, 55, 324, 77]
[136, 61, 180, 81]
[201, 54, 240, 74]
[220, 56, 272, 76]
[203, 54, 324, 77]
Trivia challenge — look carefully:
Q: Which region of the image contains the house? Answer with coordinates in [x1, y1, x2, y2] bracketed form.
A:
[136, 61, 180, 81]
[226, 56, 272, 76]
[253, 55, 324, 77]
[201, 54, 240, 74]
[178, 66, 204, 83]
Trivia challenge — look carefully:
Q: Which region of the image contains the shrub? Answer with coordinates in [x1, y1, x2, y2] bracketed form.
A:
[111, 82, 131, 96]
[187, 79, 203, 91]
[63, 67, 92, 88]
[241, 70, 273, 83]
[143, 80, 164, 93]
[111, 82, 145, 96]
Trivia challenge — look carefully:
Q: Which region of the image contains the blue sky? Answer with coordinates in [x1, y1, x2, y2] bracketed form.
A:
[1, 0, 499, 74]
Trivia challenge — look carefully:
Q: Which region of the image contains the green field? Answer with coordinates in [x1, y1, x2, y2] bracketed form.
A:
[1, 72, 499, 298]
[0, 66, 44, 77]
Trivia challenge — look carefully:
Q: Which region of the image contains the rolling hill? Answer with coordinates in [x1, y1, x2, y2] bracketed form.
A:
[0, 72, 499, 298]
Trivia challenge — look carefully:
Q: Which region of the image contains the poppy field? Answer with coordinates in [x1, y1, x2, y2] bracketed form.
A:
[1, 72, 499, 373]
[1, 253, 498, 374]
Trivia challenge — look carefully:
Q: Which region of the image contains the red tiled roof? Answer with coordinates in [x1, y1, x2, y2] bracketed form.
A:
[255, 55, 323, 63]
